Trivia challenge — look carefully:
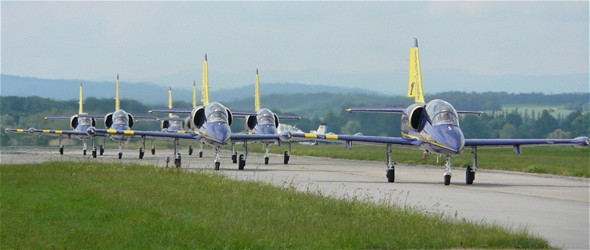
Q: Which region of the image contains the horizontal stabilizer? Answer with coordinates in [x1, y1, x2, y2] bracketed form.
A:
[149, 108, 194, 114]
[346, 105, 406, 113]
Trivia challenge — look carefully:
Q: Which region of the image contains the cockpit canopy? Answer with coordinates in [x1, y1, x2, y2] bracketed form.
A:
[425, 99, 459, 126]
[205, 102, 229, 123]
[256, 109, 275, 126]
[78, 116, 93, 126]
[113, 110, 129, 125]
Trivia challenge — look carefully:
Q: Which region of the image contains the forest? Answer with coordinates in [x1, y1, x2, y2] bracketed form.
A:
[1, 92, 588, 146]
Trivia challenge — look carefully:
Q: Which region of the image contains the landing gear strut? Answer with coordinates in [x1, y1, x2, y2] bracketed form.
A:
[238, 143, 248, 170]
[91, 138, 97, 158]
[214, 146, 221, 170]
[139, 136, 145, 159]
[263, 143, 270, 165]
[466, 146, 478, 185]
[385, 144, 395, 183]
[444, 155, 452, 186]
[173, 138, 181, 168]
[231, 142, 237, 164]
[118, 141, 123, 159]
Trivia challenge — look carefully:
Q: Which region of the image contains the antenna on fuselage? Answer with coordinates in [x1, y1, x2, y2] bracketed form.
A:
[408, 38, 425, 104]
[255, 68, 261, 112]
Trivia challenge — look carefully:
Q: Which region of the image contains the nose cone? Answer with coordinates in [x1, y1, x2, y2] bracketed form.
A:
[434, 125, 465, 154]
[208, 122, 231, 145]
[257, 124, 277, 135]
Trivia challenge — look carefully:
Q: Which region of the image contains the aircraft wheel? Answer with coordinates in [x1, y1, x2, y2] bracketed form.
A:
[83, 150, 87, 156]
[151, 147, 155, 155]
[118, 152, 123, 159]
[238, 154, 245, 170]
[175, 157, 181, 168]
[466, 166, 475, 185]
[444, 175, 451, 186]
[386, 168, 395, 183]
[92, 150, 97, 158]
[99, 145, 104, 155]
[214, 162, 220, 171]
[232, 154, 237, 164]
[264, 157, 269, 165]
[139, 148, 144, 159]
[283, 151, 290, 164]
[59, 146, 64, 155]
[188, 146, 193, 156]
[199, 152, 203, 158]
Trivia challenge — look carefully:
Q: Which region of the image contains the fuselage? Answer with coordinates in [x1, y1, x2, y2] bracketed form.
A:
[199, 102, 231, 146]
[108, 109, 132, 142]
[401, 99, 465, 156]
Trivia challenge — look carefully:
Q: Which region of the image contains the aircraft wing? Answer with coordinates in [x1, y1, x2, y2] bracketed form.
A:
[278, 115, 301, 120]
[465, 137, 590, 148]
[149, 108, 194, 114]
[281, 131, 415, 146]
[4, 128, 105, 137]
[134, 116, 159, 122]
[231, 111, 257, 117]
[346, 105, 406, 113]
[231, 133, 281, 142]
[90, 128, 201, 140]
[45, 114, 105, 120]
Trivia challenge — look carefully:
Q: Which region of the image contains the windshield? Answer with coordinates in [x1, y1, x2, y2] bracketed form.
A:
[206, 103, 228, 123]
[113, 110, 128, 124]
[425, 99, 459, 126]
[78, 117, 93, 126]
[257, 109, 275, 125]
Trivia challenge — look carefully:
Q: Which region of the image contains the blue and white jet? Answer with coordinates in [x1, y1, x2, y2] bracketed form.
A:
[280, 39, 590, 185]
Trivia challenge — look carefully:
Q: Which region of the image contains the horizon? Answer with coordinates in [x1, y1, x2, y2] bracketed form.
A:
[1, 2, 588, 95]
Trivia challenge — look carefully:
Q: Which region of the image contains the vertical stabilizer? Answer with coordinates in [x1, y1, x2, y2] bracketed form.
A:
[168, 87, 173, 118]
[201, 54, 210, 105]
[408, 38, 425, 103]
[79, 83, 84, 114]
[255, 69, 261, 112]
[192, 81, 197, 108]
[116, 74, 121, 110]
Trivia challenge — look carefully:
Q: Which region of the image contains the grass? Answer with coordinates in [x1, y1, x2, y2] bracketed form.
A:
[238, 143, 590, 177]
[1, 161, 549, 249]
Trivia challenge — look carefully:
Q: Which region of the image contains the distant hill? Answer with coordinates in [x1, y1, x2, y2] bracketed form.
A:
[0, 74, 382, 105]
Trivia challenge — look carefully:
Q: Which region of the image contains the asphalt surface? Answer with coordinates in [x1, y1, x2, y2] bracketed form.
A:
[1, 145, 588, 249]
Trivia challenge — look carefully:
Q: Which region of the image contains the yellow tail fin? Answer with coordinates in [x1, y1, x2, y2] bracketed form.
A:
[115, 74, 121, 110]
[255, 69, 261, 112]
[408, 38, 425, 103]
[168, 87, 173, 118]
[192, 81, 197, 108]
[79, 83, 84, 114]
[201, 54, 210, 105]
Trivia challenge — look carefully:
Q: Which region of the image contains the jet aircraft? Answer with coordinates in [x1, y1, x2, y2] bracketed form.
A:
[280, 39, 590, 185]
[230, 69, 301, 169]
[92, 55, 280, 170]
[86, 74, 158, 159]
[5, 83, 106, 158]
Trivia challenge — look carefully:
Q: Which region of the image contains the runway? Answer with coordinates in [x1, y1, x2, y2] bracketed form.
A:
[1, 146, 588, 249]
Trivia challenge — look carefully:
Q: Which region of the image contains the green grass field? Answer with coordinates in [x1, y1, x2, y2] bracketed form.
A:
[236, 143, 590, 177]
[1, 162, 549, 249]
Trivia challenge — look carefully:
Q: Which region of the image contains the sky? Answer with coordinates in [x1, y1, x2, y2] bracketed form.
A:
[2, 1, 589, 95]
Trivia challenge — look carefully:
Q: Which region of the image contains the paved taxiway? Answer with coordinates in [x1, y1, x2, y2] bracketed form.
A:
[2, 146, 588, 249]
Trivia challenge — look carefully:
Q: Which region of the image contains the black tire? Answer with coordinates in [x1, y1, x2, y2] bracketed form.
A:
[214, 162, 220, 171]
[118, 152, 123, 159]
[238, 154, 245, 170]
[283, 151, 290, 164]
[199, 151, 203, 158]
[232, 154, 237, 164]
[83, 150, 87, 156]
[92, 150, 97, 158]
[444, 175, 451, 186]
[386, 168, 395, 183]
[100, 145, 104, 155]
[151, 148, 155, 155]
[59, 146, 64, 155]
[139, 149, 144, 159]
[466, 166, 475, 185]
[188, 146, 193, 156]
[264, 157, 269, 165]
[175, 158, 181, 168]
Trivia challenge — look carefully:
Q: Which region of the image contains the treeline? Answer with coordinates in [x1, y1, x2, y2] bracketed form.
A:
[2, 92, 589, 146]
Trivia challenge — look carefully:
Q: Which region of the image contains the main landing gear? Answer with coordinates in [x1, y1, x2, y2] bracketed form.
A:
[214, 146, 221, 170]
[139, 136, 146, 159]
[381, 144, 479, 185]
[238, 143, 248, 170]
[263, 144, 270, 165]
[117, 141, 123, 159]
[173, 138, 181, 168]
[283, 142, 291, 164]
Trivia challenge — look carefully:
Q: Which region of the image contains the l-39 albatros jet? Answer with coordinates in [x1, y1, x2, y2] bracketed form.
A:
[86, 75, 158, 159]
[93, 55, 282, 170]
[5, 83, 106, 158]
[230, 69, 301, 169]
[280, 39, 590, 185]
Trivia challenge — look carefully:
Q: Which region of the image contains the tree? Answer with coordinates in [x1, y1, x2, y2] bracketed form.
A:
[547, 129, 572, 139]
[533, 110, 559, 138]
[340, 120, 362, 135]
[498, 124, 517, 139]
